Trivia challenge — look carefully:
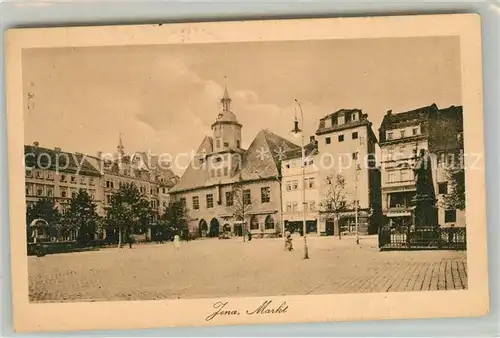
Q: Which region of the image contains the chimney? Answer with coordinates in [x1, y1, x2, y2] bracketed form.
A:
[97, 151, 103, 159]
[386, 110, 392, 116]
[33, 141, 39, 147]
[54, 147, 61, 152]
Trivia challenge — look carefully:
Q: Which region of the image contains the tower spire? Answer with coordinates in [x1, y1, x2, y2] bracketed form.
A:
[221, 76, 231, 111]
[118, 132, 124, 154]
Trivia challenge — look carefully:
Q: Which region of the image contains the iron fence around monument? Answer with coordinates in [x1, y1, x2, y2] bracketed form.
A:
[378, 225, 466, 250]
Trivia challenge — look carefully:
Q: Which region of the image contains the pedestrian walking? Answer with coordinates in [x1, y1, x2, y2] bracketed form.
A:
[128, 233, 135, 249]
[173, 234, 180, 250]
[284, 231, 293, 251]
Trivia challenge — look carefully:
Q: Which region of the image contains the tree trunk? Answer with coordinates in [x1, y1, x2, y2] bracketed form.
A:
[335, 217, 342, 240]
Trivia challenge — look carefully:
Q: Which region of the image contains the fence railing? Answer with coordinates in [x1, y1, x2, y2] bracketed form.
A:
[378, 226, 466, 250]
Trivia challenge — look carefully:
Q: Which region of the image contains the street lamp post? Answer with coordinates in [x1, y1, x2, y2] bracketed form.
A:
[292, 98, 309, 260]
[354, 150, 360, 245]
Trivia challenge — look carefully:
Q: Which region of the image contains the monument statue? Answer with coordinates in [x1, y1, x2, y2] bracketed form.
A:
[411, 149, 438, 229]
[412, 149, 436, 200]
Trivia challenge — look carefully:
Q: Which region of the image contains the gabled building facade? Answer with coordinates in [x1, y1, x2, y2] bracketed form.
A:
[170, 85, 300, 238]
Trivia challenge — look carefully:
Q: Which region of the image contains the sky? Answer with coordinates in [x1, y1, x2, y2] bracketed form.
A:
[23, 36, 461, 175]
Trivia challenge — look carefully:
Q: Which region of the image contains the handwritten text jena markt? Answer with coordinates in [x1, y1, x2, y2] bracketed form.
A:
[205, 300, 289, 321]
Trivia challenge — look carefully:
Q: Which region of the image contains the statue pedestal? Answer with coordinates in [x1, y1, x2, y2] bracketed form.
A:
[410, 194, 439, 246]
[411, 195, 438, 228]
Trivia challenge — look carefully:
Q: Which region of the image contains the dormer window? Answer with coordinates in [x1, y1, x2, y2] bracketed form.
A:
[352, 112, 357, 121]
[400, 130, 406, 138]
[387, 132, 393, 140]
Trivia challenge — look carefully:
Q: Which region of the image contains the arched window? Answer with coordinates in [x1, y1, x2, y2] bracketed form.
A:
[250, 215, 259, 230]
[265, 215, 274, 230]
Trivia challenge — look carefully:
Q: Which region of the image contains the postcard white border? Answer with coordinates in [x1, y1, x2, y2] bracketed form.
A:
[5, 14, 488, 332]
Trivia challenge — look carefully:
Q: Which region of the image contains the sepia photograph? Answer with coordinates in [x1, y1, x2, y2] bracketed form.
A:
[6, 14, 488, 332]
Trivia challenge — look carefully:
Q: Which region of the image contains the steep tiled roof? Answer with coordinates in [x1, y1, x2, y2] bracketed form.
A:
[379, 103, 438, 130]
[171, 130, 299, 193]
[24, 145, 102, 176]
[282, 141, 318, 160]
[170, 136, 215, 192]
[239, 129, 300, 181]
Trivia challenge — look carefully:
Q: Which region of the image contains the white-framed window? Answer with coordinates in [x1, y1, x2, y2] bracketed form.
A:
[46, 171, 54, 180]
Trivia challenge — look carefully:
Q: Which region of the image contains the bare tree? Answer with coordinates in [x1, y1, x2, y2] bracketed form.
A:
[319, 173, 351, 239]
[230, 174, 252, 242]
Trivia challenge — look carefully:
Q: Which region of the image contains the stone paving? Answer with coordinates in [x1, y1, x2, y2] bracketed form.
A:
[28, 236, 467, 302]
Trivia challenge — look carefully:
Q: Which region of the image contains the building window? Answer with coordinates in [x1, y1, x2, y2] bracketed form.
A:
[438, 182, 448, 194]
[326, 137, 331, 145]
[352, 113, 357, 121]
[192, 196, 199, 210]
[292, 180, 299, 190]
[206, 194, 214, 208]
[216, 138, 221, 148]
[60, 174, 66, 182]
[25, 170, 33, 178]
[71, 191, 77, 198]
[250, 216, 259, 230]
[401, 169, 409, 181]
[36, 186, 43, 196]
[47, 171, 54, 180]
[305, 177, 315, 188]
[412, 127, 418, 135]
[265, 215, 274, 230]
[338, 134, 344, 142]
[243, 189, 251, 205]
[224, 191, 233, 207]
[47, 187, 53, 197]
[261, 187, 271, 203]
[25, 184, 33, 196]
[309, 201, 316, 211]
[387, 132, 393, 140]
[179, 197, 186, 208]
[286, 181, 292, 191]
[216, 169, 222, 177]
[445, 209, 457, 223]
[224, 141, 229, 147]
[162, 187, 166, 194]
[70, 176, 76, 183]
[237, 140, 241, 148]
[81, 177, 86, 184]
[157, 187, 160, 193]
[61, 188, 67, 198]
[89, 178, 94, 185]
[352, 152, 358, 160]
[352, 132, 358, 139]
[387, 148, 394, 160]
[292, 201, 299, 212]
[400, 130, 406, 138]
[223, 167, 229, 176]
[388, 172, 396, 183]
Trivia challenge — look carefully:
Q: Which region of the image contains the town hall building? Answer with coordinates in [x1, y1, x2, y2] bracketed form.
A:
[170, 84, 300, 238]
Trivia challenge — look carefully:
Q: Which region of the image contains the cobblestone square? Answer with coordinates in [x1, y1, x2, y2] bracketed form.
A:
[28, 236, 467, 302]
